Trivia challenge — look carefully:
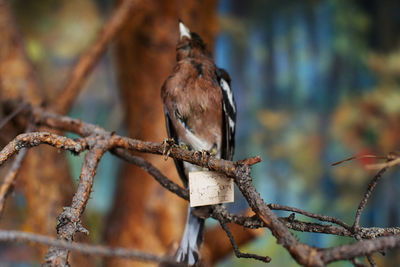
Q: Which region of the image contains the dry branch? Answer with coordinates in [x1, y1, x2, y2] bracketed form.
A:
[211, 205, 400, 239]
[322, 234, 400, 264]
[0, 230, 176, 264]
[0, 132, 87, 165]
[111, 148, 189, 200]
[353, 168, 388, 232]
[268, 203, 351, 230]
[44, 136, 112, 266]
[219, 220, 271, 263]
[2, 104, 400, 266]
[51, 0, 137, 114]
[0, 147, 27, 216]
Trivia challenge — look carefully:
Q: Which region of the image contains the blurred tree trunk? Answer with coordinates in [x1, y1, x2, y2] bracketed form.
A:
[0, 0, 74, 262]
[105, 0, 217, 266]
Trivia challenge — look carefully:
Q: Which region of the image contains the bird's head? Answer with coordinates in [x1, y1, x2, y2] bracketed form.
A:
[176, 20, 210, 61]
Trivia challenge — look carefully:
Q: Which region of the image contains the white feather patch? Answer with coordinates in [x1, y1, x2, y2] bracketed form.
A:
[228, 117, 235, 131]
[220, 78, 236, 112]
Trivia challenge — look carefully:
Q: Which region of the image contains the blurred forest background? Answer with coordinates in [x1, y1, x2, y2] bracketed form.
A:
[1, 0, 400, 266]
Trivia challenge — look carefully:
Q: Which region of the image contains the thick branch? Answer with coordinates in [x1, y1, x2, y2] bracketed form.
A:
[31, 106, 242, 176]
[0, 132, 87, 165]
[44, 135, 111, 266]
[322, 234, 400, 264]
[233, 166, 325, 266]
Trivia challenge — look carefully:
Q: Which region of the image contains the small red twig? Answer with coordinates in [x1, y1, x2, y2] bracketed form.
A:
[332, 154, 385, 166]
[237, 155, 262, 166]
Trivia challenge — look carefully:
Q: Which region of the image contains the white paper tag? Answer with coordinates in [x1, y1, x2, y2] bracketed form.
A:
[189, 171, 234, 207]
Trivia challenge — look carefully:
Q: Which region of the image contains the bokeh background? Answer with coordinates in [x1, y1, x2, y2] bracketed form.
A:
[1, 0, 400, 266]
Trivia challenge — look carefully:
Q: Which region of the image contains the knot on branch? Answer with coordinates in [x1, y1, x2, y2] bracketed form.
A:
[233, 164, 252, 184]
[242, 215, 264, 229]
[70, 139, 86, 155]
[86, 132, 113, 151]
[56, 207, 89, 239]
[14, 141, 27, 151]
[194, 149, 211, 168]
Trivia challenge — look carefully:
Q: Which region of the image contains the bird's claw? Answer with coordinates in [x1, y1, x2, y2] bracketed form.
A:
[162, 138, 175, 160]
[195, 149, 210, 167]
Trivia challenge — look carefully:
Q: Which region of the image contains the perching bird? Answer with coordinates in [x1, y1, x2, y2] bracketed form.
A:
[161, 21, 236, 265]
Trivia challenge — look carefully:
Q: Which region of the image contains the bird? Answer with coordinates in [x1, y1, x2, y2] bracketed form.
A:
[161, 21, 236, 265]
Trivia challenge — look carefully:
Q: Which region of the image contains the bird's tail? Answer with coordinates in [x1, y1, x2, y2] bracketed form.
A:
[175, 206, 205, 266]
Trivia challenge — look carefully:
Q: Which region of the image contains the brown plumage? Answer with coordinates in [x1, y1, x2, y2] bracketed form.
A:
[161, 21, 236, 265]
[162, 58, 223, 156]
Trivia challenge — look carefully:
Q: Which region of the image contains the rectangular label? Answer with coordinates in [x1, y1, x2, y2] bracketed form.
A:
[189, 171, 234, 207]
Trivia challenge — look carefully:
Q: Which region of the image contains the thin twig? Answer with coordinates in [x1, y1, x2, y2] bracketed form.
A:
[367, 158, 400, 170]
[218, 219, 271, 263]
[353, 168, 387, 231]
[0, 147, 27, 216]
[0, 230, 177, 264]
[0, 102, 29, 130]
[366, 255, 377, 267]
[0, 121, 34, 216]
[268, 203, 351, 230]
[332, 155, 385, 166]
[112, 148, 188, 200]
[211, 205, 352, 236]
[51, 0, 136, 114]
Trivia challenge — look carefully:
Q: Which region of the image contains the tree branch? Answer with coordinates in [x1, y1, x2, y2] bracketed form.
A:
[0, 132, 87, 165]
[219, 220, 271, 263]
[51, 0, 137, 114]
[353, 168, 387, 231]
[0, 230, 177, 264]
[268, 203, 351, 230]
[44, 135, 111, 266]
[2, 103, 400, 266]
[111, 148, 188, 200]
[322, 234, 400, 264]
[0, 146, 27, 216]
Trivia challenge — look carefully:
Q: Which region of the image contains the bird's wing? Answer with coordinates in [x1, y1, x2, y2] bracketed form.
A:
[164, 107, 189, 187]
[217, 68, 236, 161]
